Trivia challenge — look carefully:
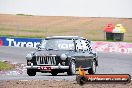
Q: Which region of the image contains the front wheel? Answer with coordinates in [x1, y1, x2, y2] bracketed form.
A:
[67, 60, 76, 75]
[51, 71, 58, 76]
[88, 61, 96, 74]
[27, 69, 36, 76]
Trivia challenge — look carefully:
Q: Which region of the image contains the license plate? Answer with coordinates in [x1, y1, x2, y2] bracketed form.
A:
[40, 66, 51, 71]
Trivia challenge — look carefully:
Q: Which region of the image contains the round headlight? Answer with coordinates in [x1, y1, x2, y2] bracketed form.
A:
[26, 53, 32, 60]
[60, 54, 67, 60]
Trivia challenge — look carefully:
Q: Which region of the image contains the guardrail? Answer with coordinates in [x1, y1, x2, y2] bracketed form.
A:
[0, 37, 132, 54]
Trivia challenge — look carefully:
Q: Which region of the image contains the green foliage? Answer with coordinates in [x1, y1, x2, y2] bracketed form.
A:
[16, 14, 33, 16]
[0, 61, 14, 71]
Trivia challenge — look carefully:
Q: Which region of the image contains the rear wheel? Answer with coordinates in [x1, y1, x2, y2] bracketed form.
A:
[27, 69, 36, 76]
[88, 61, 96, 74]
[67, 60, 76, 75]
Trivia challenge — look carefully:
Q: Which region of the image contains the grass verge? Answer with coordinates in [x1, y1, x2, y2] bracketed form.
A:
[0, 14, 132, 42]
[0, 61, 14, 71]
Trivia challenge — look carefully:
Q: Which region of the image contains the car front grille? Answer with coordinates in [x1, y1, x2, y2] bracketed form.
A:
[36, 56, 56, 65]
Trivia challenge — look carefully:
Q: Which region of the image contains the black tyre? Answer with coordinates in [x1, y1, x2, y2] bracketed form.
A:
[95, 60, 98, 66]
[51, 71, 58, 76]
[27, 69, 36, 76]
[88, 61, 96, 74]
[67, 60, 76, 75]
[95, 58, 98, 66]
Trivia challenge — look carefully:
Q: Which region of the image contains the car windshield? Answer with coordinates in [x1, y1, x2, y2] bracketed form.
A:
[39, 39, 75, 51]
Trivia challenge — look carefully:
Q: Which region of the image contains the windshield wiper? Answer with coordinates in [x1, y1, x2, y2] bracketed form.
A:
[47, 49, 53, 50]
[46, 49, 59, 51]
[37, 48, 45, 51]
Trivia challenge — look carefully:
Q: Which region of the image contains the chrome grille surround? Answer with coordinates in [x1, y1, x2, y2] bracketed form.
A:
[36, 55, 56, 65]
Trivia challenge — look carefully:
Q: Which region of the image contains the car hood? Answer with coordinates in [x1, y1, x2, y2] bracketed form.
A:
[33, 50, 74, 56]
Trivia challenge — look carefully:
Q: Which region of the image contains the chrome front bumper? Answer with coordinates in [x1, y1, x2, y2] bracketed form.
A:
[26, 65, 69, 70]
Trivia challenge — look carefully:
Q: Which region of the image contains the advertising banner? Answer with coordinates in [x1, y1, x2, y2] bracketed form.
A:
[92, 41, 132, 54]
[0, 37, 132, 54]
[0, 37, 42, 48]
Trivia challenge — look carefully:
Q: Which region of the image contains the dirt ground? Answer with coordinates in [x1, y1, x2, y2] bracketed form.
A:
[0, 80, 132, 88]
[0, 14, 132, 41]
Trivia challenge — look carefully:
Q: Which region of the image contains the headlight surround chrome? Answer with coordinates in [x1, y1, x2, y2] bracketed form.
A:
[26, 53, 32, 60]
[60, 54, 67, 60]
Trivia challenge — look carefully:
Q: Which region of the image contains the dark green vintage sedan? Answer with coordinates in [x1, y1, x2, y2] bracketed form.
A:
[26, 36, 98, 76]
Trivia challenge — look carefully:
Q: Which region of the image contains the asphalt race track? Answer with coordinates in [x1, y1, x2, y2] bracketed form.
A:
[0, 46, 132, 81]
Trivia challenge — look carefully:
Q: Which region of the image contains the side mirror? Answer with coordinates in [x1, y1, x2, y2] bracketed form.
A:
[36, 44, 41, 50]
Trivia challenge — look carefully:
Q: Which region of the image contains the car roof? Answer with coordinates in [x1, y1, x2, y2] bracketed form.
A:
[46, 36, 83, 39]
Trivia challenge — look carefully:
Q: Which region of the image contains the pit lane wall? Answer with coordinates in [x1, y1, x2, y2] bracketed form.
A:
[0, 37, 132, 54]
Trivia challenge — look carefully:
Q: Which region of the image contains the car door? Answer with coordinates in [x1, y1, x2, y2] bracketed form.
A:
[74, 39, 93, 69]
[81, 39, 94, 69]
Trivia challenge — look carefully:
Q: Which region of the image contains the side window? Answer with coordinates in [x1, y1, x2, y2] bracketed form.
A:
[75, 39, 93, 52]
[85, 40, 93, 53]
[81, 40, 89, 51]
[75, 39, 83, 51]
